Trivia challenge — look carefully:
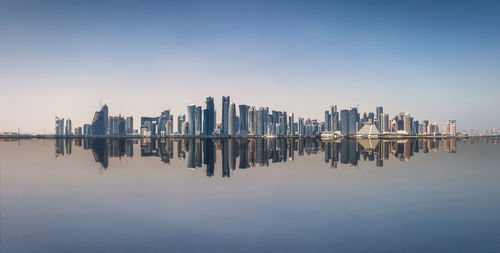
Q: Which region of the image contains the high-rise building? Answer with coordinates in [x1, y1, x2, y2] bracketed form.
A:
[158, 110, 172, 136]
[239, 105, 249, 135]
[348, 108, 359, 134]
[290, 113, 295, 135]
[221, 96, 230, 135]
[187, 104, 196, 136]
[381, 113, 389, 133]
[65, 119, 72, 136]
[74, 127, 82, 136]
[141, 117, 159, 136]
[248, 106, 256, 135]
[126, 116, 134, 134]
[331, 105, 339, 131]
[376, 106, 383, 120]
[298, 117, 305, 135]
[228, 103, 237, 136]
[83, 124, 91, 136]
[91, 104, 108, 136]
[325, 110, 331, 131]
[203, 97, 215, 136]
[282, 112, 287, 136]
[403, 113, 412, 134]
[195, 106, 202, 135]
[449, 120, 456, 136]
[340, 109, 349, 134]
[256, 107, 266, 135]
[177, 114, 185, 134]
[55, 117, 64, 136]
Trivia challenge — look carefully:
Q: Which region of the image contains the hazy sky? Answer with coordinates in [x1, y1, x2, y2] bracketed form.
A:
[1, 0, 499, 133]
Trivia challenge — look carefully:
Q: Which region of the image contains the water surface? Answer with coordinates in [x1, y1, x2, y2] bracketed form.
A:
[1, 138, 499, 253]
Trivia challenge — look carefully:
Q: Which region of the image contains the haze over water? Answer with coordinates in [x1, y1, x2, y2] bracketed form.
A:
[1, 138, 499, 253]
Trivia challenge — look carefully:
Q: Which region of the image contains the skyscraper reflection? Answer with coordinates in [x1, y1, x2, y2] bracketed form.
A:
[51, 137, 482, 176]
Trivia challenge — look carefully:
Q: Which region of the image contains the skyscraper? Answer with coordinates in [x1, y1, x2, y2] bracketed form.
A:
[348, 108, 359, 134]
[381, 113, 389, 133]
[91, 104, 108, 136]
[376, 106, 383, 120]
[340, 109, 349, 134]
[65, 119, 72, 136]
[187, 104, 196, 136]
[248, 106, 256, 135]
[325, 110, 331, 132]
[195, 106, 202, 135]
[55, 117, 64, 136]
[239, 104, 249, 135]
[177, 114, 185, 134]
[203, 97, 215, 136]
[228, 103, 237, 136]
[222, 96, 230, 135]
[126, 116, 134, 135]
[404, 113, 412, 134]
[331, 105, 339, 131]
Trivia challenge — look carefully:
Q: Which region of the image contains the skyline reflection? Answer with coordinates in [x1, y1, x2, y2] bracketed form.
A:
[46, 137, 484, 174]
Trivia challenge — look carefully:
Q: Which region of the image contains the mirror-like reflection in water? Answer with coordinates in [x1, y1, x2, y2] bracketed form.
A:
[54, 138, 462, 171]
[1, 137, 500, 253]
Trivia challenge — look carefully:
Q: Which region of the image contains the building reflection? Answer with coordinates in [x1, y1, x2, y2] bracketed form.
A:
[52, 137, 497, 175]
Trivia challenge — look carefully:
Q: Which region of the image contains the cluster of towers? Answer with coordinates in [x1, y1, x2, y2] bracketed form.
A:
[55, 96, 457, 137]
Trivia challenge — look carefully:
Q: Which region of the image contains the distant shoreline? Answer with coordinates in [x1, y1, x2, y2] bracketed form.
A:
[1, 135, 492, 140]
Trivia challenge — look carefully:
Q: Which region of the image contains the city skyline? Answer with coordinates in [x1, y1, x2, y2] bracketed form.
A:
[45, 95, 466, 137]
[1, 1, 500, 133]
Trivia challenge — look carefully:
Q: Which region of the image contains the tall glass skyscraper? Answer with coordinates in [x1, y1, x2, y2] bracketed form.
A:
[187, 104, 196, 136]
[222, 96, 230, 135]
[239, 104, 249, 135]
[203, 97, 215, 136]
[91, 104, 108, 136]
[228, 103, 237, 136]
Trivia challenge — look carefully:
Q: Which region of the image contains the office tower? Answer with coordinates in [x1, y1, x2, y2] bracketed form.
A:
[449, 120, 456, 136]
[203, 97, 215, 136]
[256, 107, 265, 135]
[298, 117, 305, 135]
[158, 110, 172, 136]
[91, 104, 108, 136]
[282, 112, 287, 136]
[108, 116, 122, 135]
[403, 113, 412, 134]
[55, 117, 64, 136]
[222, 96, 230, 135]
[195, 106, 202, 135]
[74, 127, 82, 136]
[177, 114, 185, 134]
[126, 116, 134, 134]
[187, 104, 196, 136]
[421, 120, 429, 134]
[330, 105, 339, 131]
[182, 121, 189, 135]
[239, 105, 249, 135]
[65, 119, 72, 136]
[340, 109, 349, 134]
[325, 110, 331, 131]
[248, 106, 256, 135]
[228, 103, 237, 136]
[141, 117, 159, 136]
[83, 124, 91, 136]
[413, 120, 419, 135]
[290, 113, 295, 135]
[381, 113, 389, 133]
[376, 106, 383, 120]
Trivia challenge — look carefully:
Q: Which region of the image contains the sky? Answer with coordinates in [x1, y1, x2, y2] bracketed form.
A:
[1, 0, 499, 133]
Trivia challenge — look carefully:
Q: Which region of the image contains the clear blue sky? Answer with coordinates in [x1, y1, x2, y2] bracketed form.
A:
[1, 0, 499, 133]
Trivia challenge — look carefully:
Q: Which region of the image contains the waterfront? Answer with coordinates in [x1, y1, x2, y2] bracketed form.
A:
[1, 138, 500, 252]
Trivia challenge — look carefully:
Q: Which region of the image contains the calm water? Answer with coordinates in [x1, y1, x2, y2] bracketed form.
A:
[1, 138, 499, 253]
